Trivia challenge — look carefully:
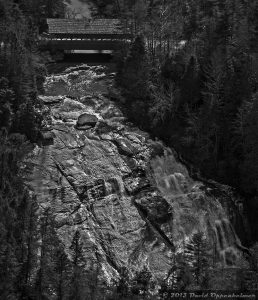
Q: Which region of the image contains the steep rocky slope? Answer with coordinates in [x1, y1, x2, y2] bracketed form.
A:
[25, 64, 249, 284]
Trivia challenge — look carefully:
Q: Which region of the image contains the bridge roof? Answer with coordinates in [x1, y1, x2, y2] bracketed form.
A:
[46, 18, 126, 35]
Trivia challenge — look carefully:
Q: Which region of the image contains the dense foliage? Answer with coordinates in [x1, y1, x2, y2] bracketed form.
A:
[0, 0, 66, 298]
[115, 0, 258, 242]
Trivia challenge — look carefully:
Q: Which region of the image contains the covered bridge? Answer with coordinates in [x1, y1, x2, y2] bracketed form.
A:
[39, 18, 133, 51]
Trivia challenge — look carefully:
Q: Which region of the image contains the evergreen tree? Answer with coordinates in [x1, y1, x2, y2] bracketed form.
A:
[0, 131, 38, 299]
[0, 0, 43, 142]
[185, 232, 210, 286]
[238, 92, 258, 194]
[16, 195, 40, 298]
[69, 230, 86, 300]
[131, 265, 153, 298]
[35, 209, 66, 299]
[0, 77, 15, 130]
[116, 266, 130, 298]
[119, 35, 150, 102]
[55, 248, 72, 300]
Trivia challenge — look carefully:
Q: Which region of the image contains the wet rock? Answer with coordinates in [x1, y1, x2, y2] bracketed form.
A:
[113, 138, 138, 157]
[76, 113, 98, 129]
[62, 98, 85, 111]
[76, 124, 92, 131]
[39, 95, 64, 104]
[95, 120, 114, 135]
[135, 192, 173, 224]
[124, 177, 150, 195]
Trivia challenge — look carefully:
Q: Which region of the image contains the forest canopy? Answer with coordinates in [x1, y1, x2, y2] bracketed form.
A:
[113, 0, 258, 241]
[0, 0, 258, 298]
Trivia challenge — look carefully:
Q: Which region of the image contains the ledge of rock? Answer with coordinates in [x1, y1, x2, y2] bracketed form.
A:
[39, 95, 64, 104]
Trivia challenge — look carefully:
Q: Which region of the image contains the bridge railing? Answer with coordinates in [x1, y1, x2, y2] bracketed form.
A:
[38, 37, 131, 51]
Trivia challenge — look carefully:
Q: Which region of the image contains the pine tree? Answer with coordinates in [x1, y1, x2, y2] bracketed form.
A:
[238, 92, 258, 194]
[55, 248, 72, 300]
[119, 35, 150, 102]
[131, 265, 153, 298]
[69, 230, 86, 300]
[185, 232, 210, 286]
[167, 252, 193, 291]
[35, 209, 64, 299]
[0, 0, 43, 141]
[0, 77, 15, 130]
[116, 267, 130, 298]
[0, 243, 19, 299]
[16, 194, 40, 298]
[0, 131, 37, 299]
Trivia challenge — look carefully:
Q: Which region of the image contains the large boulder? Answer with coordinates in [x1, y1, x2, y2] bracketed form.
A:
[76, 113, 98, 129]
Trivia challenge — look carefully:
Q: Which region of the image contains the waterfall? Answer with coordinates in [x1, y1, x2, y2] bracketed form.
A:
[213, 219, 242, 265]
[150, 151, 243, 266]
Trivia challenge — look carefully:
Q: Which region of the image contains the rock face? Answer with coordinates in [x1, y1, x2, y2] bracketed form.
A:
[25, 64, 249, 285]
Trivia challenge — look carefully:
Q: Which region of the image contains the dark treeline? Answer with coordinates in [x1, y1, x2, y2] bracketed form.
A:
[113, 0, 258, 242]
[0, 0, 72, 299]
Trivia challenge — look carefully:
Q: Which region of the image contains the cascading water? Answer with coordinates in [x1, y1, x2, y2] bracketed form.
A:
[150, 149, 244, 266]
[213, 219, 242, 265]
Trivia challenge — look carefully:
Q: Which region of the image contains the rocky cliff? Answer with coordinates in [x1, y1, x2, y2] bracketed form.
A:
[24, 64, 250, 285]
